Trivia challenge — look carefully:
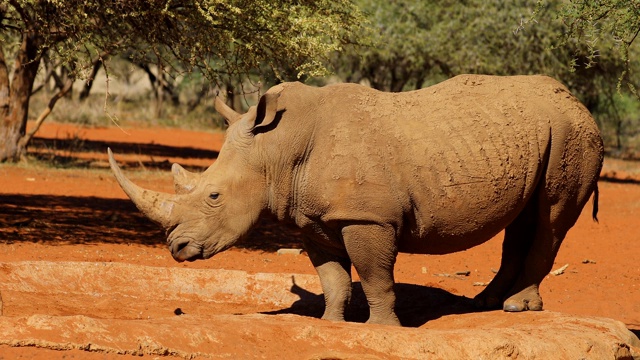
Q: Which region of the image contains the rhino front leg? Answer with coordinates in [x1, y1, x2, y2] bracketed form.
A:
[303, 239, 352, 322]
[342, 224, 400, 326]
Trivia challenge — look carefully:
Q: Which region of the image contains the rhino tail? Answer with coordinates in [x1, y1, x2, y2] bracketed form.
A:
[592, 183, 599, 223]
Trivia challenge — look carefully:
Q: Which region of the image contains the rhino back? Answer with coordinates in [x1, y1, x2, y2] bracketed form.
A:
[273, 76, 593, 254]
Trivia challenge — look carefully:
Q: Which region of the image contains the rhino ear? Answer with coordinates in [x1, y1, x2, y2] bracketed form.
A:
[252, 93, 283, 133]
[214, 96, 242, 126]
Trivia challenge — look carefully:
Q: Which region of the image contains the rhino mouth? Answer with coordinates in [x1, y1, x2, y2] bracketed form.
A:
[171, 241, 204, 262]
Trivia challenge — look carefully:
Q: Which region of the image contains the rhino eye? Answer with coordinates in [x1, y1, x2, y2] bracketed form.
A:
[209, 192, 220, 200]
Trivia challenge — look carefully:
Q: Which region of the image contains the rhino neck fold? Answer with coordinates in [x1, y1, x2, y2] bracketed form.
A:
[259, 118, 317, 225]
[264, 144, 313, 224]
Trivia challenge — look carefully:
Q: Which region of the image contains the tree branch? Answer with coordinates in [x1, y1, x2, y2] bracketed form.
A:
[7, 0, 30, 27]
[18, 76, 74, 149]
[79, 53, 107, 101]
[30, 65, 56, 95]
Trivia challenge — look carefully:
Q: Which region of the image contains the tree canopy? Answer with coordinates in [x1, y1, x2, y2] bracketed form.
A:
[1, 0, 369, 81]
[335, 0, 628, 92]
[557, 0, 640, 93]
[0, 0, 370, 161]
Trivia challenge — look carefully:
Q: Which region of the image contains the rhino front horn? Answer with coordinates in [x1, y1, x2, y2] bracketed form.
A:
[107, 148, 177, 229]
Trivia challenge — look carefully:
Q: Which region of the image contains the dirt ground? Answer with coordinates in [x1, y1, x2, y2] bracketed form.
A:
[1, 121, 639, 358]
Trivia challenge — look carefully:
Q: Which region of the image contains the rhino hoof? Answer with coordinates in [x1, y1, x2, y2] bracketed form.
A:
[503, 298, 543, 312]
[503, 302, 526, 312]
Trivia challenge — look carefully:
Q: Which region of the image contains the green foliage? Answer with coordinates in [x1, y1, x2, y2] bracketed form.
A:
[336, 0, 607, 91]
[593, 88, 640, 153]
[1, 0, 370, 81]
[557, 0, 640, 94]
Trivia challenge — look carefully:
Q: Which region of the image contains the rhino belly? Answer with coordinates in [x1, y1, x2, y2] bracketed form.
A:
[398, 183, 528, 255]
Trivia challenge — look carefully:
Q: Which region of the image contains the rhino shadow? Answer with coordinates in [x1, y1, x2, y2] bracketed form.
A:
[262, 279, 479, 327]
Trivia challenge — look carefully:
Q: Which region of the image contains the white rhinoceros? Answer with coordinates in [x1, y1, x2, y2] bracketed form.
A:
[109, 75, 603, 326]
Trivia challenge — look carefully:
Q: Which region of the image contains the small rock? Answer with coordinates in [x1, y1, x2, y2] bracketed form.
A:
[277, 248, 303, 255]
[421, 267, 427, 274]
[550, 264, 569, 276]
[434, 272, 469, 280]
[434, 273, 452, 278]
[473, 282, 489, 286]
[455, 271, 471, 276]
[582, 259, 596, 264]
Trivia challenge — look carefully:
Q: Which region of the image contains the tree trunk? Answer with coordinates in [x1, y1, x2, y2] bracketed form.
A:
[0, 42, 9, 121]
[186, 83, 210, 112]
[0, 32, 42, 162]
[223, 81, 247, 113]
[79, 55, 105, 101]
[155, 61, 164, 119]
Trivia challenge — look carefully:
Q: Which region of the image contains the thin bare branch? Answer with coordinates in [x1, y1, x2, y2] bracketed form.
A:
[18, 76, 74, 148]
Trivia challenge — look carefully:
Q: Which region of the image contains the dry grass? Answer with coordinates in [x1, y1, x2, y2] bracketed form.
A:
[28, 62, 227, 132]
[28, 90, 225, 132]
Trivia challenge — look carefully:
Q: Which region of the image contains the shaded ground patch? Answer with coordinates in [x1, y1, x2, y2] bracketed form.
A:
[0, 193, 308, 252]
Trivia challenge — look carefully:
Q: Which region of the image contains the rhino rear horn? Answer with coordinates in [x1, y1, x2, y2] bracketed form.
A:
[214, 96, 242, 125]
[171, 163, 200, 194]
[108, 148, 177, 229]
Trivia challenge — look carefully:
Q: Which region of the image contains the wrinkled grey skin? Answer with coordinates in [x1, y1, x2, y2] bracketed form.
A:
[110, 75, 604, 326]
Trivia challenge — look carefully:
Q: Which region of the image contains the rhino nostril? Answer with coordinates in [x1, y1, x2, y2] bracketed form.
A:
[175, 242, 189, 253]
[166, 224, 178, 236]
[171, 241, 203, 262]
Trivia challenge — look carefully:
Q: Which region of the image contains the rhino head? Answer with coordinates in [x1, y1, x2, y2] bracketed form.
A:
[109, 92, 283, 262]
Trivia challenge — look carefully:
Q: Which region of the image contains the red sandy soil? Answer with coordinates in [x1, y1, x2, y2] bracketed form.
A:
[1, 121, 639, 358]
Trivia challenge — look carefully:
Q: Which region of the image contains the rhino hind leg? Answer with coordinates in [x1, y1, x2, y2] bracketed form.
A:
[501, 135, 602, 313]
[501, 217, 561, 312]
[473, 199, 538, 310]
[479, 185, 569, 313]
[501, 184, 577, 312]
